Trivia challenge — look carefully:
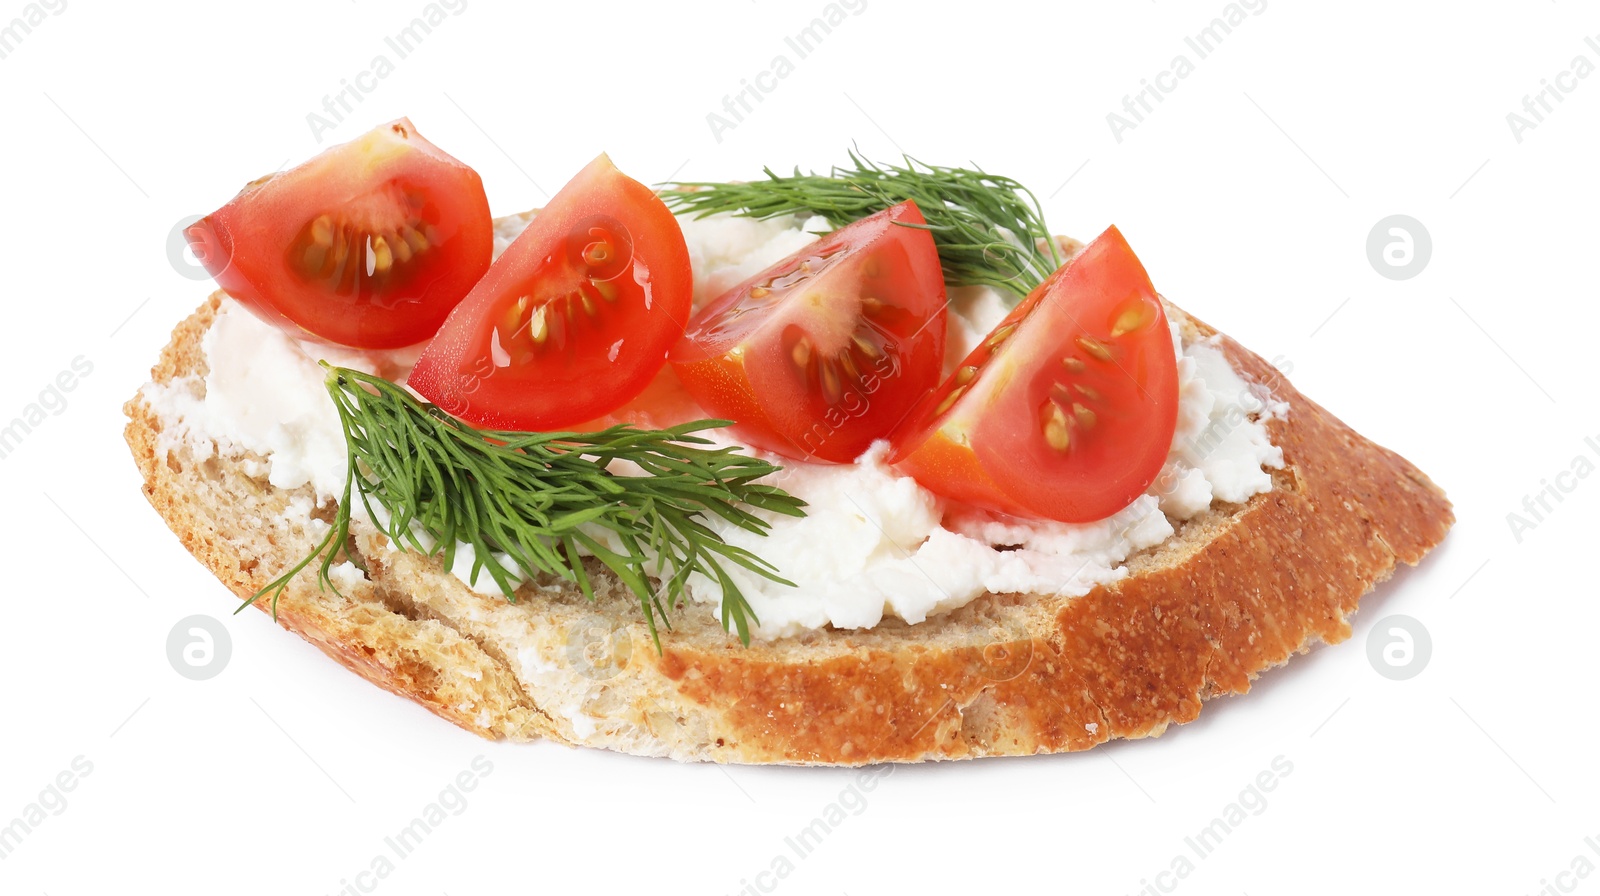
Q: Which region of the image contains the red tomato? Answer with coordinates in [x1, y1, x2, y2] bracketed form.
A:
[670, 201, 947, 463]
[409, 154, 692, 431]
[889, 226, 1179, 522]
[185, 119, 492, 349]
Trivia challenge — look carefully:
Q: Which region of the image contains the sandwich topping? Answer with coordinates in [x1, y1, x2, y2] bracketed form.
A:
[145, 122, 1286, 642]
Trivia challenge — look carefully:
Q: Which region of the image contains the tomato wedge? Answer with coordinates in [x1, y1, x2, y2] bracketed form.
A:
[409, 154, 692, 431]
[670, 200, 947, 463]
[889, 226, 1179, 523]
[185, 118, 492, 349]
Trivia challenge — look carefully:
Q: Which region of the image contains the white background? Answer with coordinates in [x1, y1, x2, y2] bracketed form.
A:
[1, 1, 1594, 893]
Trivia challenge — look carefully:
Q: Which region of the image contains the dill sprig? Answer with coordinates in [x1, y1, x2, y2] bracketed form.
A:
[663, 149, 1061, 301]
[246, 365, 806, 646]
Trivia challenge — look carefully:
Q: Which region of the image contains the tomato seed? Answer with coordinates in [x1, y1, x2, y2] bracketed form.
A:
[1111, 303, 1154, 337]
[528, 305, 550, 344]
[1041, 403, 1071, 452]
[371, 236, 394, 274]
[391, 231, 414, 263]
[839, 351, 861, 382]
[402, 225, 429, 253]
[1076, 336, 1113, 362]
[310, 215, 335, 247]
[820, 362, 842, 404]
[302, 244, 327, 271]
[986, 324, 1017, 348]
[934, 385, 967, 417]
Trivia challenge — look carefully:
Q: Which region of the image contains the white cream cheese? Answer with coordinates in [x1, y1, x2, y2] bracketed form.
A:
[139, 310, 417, 503]
[676, 212, 832, 305]
[140, 213, 1285, 641]
[681, 300, 1285, 638]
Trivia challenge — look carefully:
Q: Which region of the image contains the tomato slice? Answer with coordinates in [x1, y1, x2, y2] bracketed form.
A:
[185, 119, 491, 349]
[669, 200, 947, 463]
[889, 226, 1179, 522]
[408, 155, 692, 431]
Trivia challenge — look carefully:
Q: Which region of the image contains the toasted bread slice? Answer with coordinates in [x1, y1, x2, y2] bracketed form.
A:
[124, 280, 1453, 765]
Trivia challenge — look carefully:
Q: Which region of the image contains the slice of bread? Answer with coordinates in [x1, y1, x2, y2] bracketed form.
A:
[124, 278, 1453, 765]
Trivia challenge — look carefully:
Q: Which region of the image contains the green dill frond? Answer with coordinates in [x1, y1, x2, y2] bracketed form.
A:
[663, 149, 1061, 301]
[245, 365, 806, 648]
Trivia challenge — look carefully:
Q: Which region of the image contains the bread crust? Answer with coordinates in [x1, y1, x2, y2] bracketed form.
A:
[125, 288, 1452, 765]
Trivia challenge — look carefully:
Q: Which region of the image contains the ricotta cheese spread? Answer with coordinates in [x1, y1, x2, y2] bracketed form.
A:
[141, 212, 1286, 640]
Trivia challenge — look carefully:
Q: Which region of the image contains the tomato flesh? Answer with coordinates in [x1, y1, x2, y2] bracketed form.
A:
[186, 118, 492, 349]
[408, 155, 693, 431]
[890, 226, 1179, 522]
[571, 364, 706, 432]
[670, 200, 947, 463]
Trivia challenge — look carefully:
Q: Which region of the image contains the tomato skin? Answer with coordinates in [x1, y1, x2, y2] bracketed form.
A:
[890, 226, 1180, 523]
[408, 154, 693, 431]
[186, 119, 492, 349]
[670, 201, 947, 463]
[888, 426, 1032, 515]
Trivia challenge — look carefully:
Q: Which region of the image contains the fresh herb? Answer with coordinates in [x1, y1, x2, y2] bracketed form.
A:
[246, 365, 806, 646]
[664, 149, 1061, 302]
